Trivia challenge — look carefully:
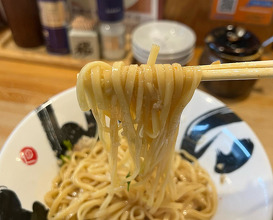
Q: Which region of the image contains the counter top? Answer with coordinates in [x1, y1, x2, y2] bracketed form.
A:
[0, 48, 273, 170]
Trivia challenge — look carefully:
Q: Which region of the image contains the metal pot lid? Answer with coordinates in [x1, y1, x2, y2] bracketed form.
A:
[205, 25, 261, 57]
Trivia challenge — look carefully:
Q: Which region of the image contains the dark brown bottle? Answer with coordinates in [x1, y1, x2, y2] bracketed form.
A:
[1, 0, 44, 48]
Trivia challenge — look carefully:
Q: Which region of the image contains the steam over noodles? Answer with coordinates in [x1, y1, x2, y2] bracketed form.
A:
[45, 46, 217, 219]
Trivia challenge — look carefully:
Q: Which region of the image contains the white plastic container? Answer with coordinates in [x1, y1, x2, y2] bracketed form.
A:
[132, 20, 196, 65]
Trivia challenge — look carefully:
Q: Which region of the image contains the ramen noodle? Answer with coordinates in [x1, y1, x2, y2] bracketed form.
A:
[45, 45, 217, 219]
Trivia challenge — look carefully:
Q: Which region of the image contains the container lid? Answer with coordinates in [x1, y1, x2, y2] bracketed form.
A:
[97, 0, 123, 22]
[205, 25, 261, 57]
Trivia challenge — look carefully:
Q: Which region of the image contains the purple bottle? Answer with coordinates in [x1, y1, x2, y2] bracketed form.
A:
[37, 0, 70, 54]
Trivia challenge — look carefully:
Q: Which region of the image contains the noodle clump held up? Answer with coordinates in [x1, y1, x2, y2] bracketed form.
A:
[45, 45, 217, 219]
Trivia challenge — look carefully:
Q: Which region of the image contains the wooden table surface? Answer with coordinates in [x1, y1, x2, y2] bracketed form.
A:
[0, 48, 273, 171]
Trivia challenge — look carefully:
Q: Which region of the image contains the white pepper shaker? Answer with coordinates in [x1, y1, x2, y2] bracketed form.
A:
[97, 0, 125, 60]
[68, 16, 100, 59]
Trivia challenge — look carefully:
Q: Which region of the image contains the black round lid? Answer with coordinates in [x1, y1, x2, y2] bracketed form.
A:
[205, 25, 261, 57]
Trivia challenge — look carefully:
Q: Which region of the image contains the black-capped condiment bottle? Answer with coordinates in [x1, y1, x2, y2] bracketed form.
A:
[199, 25, 263, 98]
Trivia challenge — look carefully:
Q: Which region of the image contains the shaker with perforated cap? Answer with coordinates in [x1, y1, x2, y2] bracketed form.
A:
[97, 0, 126, 60]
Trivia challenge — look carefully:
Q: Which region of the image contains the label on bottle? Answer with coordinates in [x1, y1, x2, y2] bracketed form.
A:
[102, 35, 125, 50]
[101, 35, 125, 59]
[38, 0, 69, 54]
[38, 1, 67, 28]
[43, 27, 69, 54]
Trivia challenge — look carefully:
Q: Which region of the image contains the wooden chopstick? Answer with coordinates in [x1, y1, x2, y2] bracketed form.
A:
[201, 67, 273, 81]
[199, 60, 273, 70]
[187, 60, 273, 81]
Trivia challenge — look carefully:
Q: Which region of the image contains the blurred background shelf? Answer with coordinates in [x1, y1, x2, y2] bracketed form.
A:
[0, 29, 133, 69]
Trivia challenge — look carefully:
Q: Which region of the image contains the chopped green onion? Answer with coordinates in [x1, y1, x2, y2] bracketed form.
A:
[62, 140, 73, 151]
[126, 172, 131, 192]
[60, 154, 70, 164]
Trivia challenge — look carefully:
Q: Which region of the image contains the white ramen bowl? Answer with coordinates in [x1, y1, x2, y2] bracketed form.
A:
[0, 87, 272, 220]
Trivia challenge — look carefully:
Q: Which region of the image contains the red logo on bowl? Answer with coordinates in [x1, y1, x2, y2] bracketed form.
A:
[20, 147, 38, 165]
